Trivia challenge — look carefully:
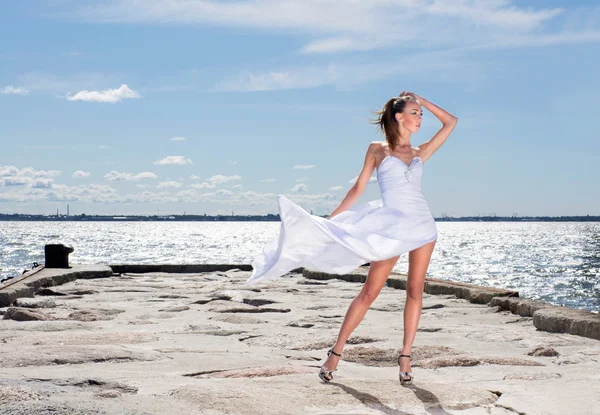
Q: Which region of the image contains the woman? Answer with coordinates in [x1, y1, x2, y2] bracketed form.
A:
[248, 91, 458, 385]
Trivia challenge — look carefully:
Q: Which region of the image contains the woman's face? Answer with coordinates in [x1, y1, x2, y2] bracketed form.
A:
[397, 100, 423, 133]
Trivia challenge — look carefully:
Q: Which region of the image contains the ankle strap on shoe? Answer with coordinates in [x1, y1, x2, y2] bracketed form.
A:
[328, 349, 342, 357]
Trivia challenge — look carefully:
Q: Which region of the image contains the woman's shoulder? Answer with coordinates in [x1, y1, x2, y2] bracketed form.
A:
[366, 141, 385, 156]
[369, 141, 387, 150]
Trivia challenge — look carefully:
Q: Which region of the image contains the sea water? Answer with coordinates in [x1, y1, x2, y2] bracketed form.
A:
[1, 221, 598, 312]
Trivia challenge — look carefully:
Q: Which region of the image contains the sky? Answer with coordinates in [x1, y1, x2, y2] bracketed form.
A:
[1, 0, 599, 217]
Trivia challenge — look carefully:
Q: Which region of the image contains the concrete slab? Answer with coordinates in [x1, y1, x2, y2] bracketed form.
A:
[1, 269, 598, 415]
[0, 265, 112, 307]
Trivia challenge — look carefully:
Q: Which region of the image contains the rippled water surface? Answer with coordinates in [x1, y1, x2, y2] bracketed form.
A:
[1, 221, 598, 311]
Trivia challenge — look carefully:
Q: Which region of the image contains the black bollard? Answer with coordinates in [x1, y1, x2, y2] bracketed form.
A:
[44, 244, 74, 268]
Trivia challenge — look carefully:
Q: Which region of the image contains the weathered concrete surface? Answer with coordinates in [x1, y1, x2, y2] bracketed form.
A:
[489, 297, 600, 340]
[533, 307, 600, 340]
[304, 268, 600, 341]
[1, 269, 599, 415]
[2, 307, 55, 321]
[0, 266, 44, 290]
[489, 297, 551, 317]
[0, 265, 112, 307]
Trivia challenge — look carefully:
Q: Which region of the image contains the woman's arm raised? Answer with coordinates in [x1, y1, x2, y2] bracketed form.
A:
[327, 143, 377, 220]
[401, 91, 458, 163]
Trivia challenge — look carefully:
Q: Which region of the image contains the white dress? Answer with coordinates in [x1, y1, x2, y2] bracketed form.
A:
[247, 155, 438, 284]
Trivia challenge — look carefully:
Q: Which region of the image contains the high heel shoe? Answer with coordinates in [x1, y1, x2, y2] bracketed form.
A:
[318, 348, 342, 382]
[398, 353, 413, 385]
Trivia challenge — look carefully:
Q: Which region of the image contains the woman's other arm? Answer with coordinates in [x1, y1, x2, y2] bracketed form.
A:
[328, 143, 377, 219]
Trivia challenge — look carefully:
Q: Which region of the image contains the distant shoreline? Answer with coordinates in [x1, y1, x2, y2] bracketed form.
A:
[1, 214, 599, 222]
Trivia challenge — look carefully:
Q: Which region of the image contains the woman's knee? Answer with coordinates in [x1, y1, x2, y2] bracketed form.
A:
[361, 259, 396, 304]
[406, 286, 422, 302]
[358, 286, 381, 305]
[405, 279, 425, 301]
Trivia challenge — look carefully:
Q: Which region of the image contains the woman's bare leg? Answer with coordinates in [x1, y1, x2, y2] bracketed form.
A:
[399, 239, 436, 376]
[322, 254, 400, 371]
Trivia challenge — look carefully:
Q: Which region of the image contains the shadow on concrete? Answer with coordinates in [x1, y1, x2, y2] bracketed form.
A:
[408, 384, 455, 415]
[323, 382, 453, 415]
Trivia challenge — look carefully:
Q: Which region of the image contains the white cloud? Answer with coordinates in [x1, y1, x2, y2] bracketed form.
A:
[133, 172, 158, 180]
[30, 178, 54, 189]
[54, 2, 600, 93]
[0, 176, 55, 188]
[188, 175, 201, 180]
[0, 183, 120, 204]
[190, 174, 241, 189]
[293, 164, 316, 170]
[98, 145, 111, 150]
[329, 185, 343, 191]
[1, 85, 29, 95]
[10, 167, 61, 178]
[296, 176, 309, 182]
[157, 181, 182, 189]
[476, 30, 600, 48]
[153, 156, 193, 165]
[104, 171, 159, 181]
[64, 0, 592, 55]
[215, 50, 462, 91]
[0, 177, 342, 212]
[66, 84, 141, 103]
[349, 176, 377, 185]
[175, 189, 197, 201]
[228, 160, 238, 165]
[72, 170, 91, 178]
[216, 70, 327, 92]
[0, 183, 341, 212]
[0, 166, 19, 177]
[207, 174, 241, 184]
[104, 172, 127, 181]
[1, 177, 32, 186]
[216, 189, 234, 198]
[69, 1, 560, 32]
[260, 178, 277, 182]
[190, 182, 216, 189]
[301, 37, 367, 54]
[0, 165, 61, 188]
[291, 183, 308, 192]
[170, 136, 186, 141]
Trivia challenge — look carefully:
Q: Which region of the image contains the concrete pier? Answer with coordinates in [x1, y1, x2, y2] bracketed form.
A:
[1, 266, 599, 415]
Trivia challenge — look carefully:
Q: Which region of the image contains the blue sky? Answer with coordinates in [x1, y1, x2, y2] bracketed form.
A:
[1, 0, 599, 217]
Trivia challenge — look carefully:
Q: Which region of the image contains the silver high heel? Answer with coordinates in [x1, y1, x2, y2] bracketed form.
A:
[398, 353, 414, 385]
[318, 348, 342, 382]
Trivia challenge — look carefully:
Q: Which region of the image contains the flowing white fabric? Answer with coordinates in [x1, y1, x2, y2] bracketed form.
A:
[247, 155, 438, 285]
